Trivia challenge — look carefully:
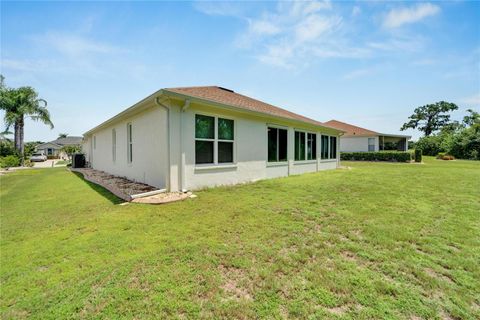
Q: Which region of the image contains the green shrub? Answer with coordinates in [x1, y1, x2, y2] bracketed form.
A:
[340, 151, 412, 162]
[414, 149, 422, 162]
[436, 152, 446, 159]
[415, 136, 443, 156]
[24, 159, 34, 167]
[0, 155, 20, 168]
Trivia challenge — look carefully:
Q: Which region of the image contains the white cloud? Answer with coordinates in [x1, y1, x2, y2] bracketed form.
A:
[294, 14, 341, 42]
[383, 3, 440, 29]
[233, 1, 367, 68]
[351, 6, 361, 17]
[193, 1, 246, 17]
[249, 19, 281, 36]
[34, 32, 118, 58]
[343, 67, 375, 80]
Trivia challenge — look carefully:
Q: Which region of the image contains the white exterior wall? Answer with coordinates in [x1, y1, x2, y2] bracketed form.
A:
[83, 104, 168, 189]
[339, 136, 379, 152]
[82, 97, 341, 192]
[181, 105, 340, 190]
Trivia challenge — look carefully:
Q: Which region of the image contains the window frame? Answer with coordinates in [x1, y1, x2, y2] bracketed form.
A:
[294, 129, 317, 162]
[127, 122, 133, 164]
[368, 137, 375, 152]
[321, 134, 338, 160]
[195, 113, 235, 166]
[267, 125, 288, 163]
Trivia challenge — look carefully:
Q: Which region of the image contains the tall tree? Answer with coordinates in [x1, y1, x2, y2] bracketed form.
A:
[400, 101, 458, 136]
[462, 109, 480, 126]
[0, 79, 54, 164]
[58, 133, 68, 138]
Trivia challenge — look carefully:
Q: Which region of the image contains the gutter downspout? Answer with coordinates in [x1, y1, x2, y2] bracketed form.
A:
[180, 99, 190, 192]
[155, 97, 171, 192]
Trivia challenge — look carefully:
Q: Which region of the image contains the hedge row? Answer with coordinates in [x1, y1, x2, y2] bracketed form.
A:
[340, 151, 413, 162]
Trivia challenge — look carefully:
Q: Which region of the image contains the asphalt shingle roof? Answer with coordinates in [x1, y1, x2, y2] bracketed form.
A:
[165, 86, 332, 128]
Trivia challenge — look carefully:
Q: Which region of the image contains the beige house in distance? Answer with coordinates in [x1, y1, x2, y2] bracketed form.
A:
[82, 86, 343, 192]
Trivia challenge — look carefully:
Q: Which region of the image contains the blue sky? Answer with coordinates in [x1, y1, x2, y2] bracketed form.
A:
[1, 0, 479, 141]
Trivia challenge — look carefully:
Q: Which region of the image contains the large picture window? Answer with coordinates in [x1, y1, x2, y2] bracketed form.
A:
[329, 136, 337, 159]
[307, 133, 317, 160]
[321, 135, 329, 159]
[295, 131, 306, 161]
[267, 127, 287, 162]
[195, 114, 234, 165]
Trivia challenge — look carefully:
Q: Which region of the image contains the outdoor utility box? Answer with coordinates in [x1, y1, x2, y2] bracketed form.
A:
[72, 153, 86, 168]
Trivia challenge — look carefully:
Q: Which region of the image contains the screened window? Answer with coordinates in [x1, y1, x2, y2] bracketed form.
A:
[321, 135, 329, 159]
[329, 136, 337, 159]
[112, 129, 116, 162]
[307, 133, 317, 160]
[127, 123, 133, 163]
[368, 138, 375, 152]
[195, 114, 234, 165]
[295, 131, 306, 161]
[268, 127, 287, 162]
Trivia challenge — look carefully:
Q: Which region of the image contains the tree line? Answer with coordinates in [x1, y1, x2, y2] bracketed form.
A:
[400, 101, 480, 160]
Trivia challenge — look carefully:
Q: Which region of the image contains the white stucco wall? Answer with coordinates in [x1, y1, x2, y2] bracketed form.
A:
[83, 104, 168, 189]
[181, 104, 340, 190]
[82, 97, 341, 192]
[339, 136, 379, 152]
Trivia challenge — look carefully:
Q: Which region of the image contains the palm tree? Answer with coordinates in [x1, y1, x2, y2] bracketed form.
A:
[0, 82, 53, 164]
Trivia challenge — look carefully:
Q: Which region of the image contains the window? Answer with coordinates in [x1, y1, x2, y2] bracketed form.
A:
[368, 138, 375, 152]
[321, 135, 329, 159]
[267, 127, 287, 162]
[127, 123, 133, 163]
[112, 129, 116, 162]
[329, 136, 337, 159]
[307, 133, 317, 160]
[195, 114, 234, 165]
[93, 136, 96, 149]
[218, 118, 234, 163]
[295, 131, 306, 161]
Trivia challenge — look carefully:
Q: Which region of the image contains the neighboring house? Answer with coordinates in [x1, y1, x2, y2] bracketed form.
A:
[82, 86, 344, 192]
[324, 120, 411, 152]
[36, 136, 83, 159]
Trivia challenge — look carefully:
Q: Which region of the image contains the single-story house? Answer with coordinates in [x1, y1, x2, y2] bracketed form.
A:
[82, 86, 344, 192]
[324, 120, 411, 152]
[36, 136, 83, 159]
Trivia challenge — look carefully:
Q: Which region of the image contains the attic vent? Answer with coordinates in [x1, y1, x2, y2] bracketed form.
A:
[217, 87, 234, 93]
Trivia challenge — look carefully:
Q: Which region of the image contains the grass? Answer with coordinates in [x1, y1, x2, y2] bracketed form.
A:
[54, 160, 70, 166]
[1, 157, 479, 319]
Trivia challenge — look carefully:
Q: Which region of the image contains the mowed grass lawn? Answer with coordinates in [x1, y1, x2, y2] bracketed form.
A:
[1, 158, 479, 319]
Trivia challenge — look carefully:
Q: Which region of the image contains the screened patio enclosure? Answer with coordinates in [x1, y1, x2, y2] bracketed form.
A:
[379, 135, 409, 151]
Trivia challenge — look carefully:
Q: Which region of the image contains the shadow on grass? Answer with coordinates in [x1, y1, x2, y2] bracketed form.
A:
[71, 171, 124, 205]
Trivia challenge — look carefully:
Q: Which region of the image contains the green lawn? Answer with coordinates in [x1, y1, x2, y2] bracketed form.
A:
[1, 157, 479, 319]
